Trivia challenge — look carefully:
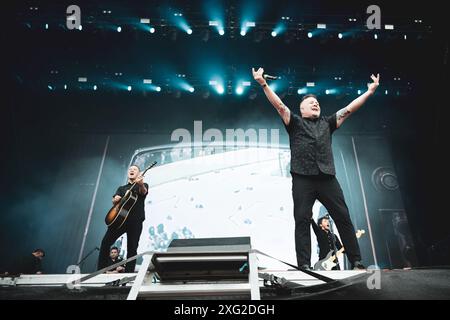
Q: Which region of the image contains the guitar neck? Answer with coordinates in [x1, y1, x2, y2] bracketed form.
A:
[126, 162, 156, 193]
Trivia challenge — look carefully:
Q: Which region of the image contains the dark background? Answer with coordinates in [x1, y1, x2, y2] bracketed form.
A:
[1, 0, 448, 273]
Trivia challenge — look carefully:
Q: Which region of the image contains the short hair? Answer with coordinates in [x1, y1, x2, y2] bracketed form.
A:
[33, 248, 45, 257]
[129, 164, 141, 171]
[317, 216, 329, 226]
[301, 94, 317, 102]
[110, 246, 119, 252]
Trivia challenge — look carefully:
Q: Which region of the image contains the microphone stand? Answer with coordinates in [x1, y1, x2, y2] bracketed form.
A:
[77, 247, 99, 269]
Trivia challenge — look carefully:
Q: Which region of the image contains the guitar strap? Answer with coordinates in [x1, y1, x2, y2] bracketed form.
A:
[251, 249, 335, 283]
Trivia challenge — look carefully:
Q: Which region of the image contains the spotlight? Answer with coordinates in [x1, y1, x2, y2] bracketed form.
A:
[156, 86, 161, 92]
[117, 26, 121, 32]
[338, 33, 343, 39]
[307, 32, 313, 38]
[188, 87, 195, 93]
[240, 30, 246, 36]
[374, 34, 378, 40]
[209, 20, 225, 35]
[150, 27, 155, 33]
[236, 86, 244, 95]
[272, 23, 286, 38]
[358, 89, 362, 95]
[93, 85, 97, 90]
[45, 23, 48, 30]
[325, 89, 330, 95]
[127, 86, 132, 91]
[216, 85, 224, 94]
[187, 28, 192, 34]
[64, 84, 67, 90]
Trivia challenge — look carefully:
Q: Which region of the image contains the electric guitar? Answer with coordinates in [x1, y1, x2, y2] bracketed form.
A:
[104, 161, 157, 229]
[313, 229, 365, 271]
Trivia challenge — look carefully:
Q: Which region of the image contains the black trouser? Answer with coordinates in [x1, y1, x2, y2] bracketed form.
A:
[292, 173, 361, 267]
[97, 219, 143, 273]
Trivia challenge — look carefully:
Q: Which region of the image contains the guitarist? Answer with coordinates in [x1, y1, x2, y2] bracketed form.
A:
[97, 165, 149, 273]
[311, 216, 343, 270]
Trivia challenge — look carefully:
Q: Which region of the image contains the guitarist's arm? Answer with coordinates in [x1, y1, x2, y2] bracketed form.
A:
[138, 183, 148, 196]
[310, 218, 320, 236]
[135, 176, 148, 196]
[112, 186, 124, 204]
[112, 195, 122, 205]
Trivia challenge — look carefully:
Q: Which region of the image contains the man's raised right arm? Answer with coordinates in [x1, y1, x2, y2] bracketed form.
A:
[252, 67, 290, 126]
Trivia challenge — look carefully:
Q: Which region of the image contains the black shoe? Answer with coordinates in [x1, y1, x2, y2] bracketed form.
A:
[257, 266, 267, 270]
[351, 261, 366, 270]
[298, 264, 312, 271]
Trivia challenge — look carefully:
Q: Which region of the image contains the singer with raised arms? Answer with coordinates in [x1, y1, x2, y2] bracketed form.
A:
[252, 67, 380, 270]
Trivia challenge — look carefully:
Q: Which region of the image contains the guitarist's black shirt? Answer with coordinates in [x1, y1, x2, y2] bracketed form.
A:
[114, 183, 149, 222]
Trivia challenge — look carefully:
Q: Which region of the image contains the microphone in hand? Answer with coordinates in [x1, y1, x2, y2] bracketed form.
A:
[263, 74, 279, 80]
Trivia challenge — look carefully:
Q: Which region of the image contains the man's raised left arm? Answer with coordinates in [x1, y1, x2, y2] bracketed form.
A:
[336, 73, 380, 128]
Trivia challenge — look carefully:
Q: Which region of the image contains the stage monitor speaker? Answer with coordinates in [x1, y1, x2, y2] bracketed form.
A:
[151, 237, 251, 282]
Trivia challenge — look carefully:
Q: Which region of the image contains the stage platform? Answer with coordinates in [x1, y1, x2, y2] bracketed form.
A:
[1, 268, 449, 300]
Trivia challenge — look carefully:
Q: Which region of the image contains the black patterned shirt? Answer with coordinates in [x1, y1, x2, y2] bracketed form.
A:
[284, 112, 337, 176]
